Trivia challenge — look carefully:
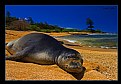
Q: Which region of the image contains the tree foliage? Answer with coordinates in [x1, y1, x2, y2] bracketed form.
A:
[7, 20, 30, 31]
[6, 11, 11, 18]
[86, 17, 95, 32]
[27, 17, 34, 24]
[86, 17, 94, 26]
[6, 17, 19, 26]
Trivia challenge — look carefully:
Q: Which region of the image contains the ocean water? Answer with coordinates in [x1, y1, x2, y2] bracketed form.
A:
[57, 33, 118, 49]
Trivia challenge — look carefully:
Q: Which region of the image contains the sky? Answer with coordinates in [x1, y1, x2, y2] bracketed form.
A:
[5, 5, 118, 33]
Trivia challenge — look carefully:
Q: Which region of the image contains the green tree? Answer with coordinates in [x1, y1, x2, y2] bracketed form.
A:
[6, 17, 18, 26]
[6, 11, 11, 18]
[86, 17, 94, 32]
[27, 25, 40, 31]
[27, 17, 34, 24]
[8, 20, 30, 31]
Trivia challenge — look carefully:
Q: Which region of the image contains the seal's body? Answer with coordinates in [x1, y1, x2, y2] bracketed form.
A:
[6, 33, 83, 73]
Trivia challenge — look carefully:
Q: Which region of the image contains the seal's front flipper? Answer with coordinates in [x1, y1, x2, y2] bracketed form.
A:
[6, 47, 33, 61]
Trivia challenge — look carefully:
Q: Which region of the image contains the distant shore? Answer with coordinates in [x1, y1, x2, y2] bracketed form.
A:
[5, 30, 111, 41]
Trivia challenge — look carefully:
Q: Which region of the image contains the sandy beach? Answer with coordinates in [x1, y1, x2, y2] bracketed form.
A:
[5, 30, 118, 80]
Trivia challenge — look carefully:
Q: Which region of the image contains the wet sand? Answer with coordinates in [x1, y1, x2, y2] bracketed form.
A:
[5, 30, 118, 80]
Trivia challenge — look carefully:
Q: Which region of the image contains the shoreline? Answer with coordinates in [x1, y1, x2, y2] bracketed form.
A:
[55, 38, 117, 52]
[55, 34, 117, 50]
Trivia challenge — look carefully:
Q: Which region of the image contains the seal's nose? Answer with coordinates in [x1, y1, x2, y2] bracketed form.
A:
[70, 62, 82, 67]
[76, 62, 82, 67]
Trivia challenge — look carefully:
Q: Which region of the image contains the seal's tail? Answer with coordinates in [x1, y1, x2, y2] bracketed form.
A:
[6, 56, 11, 60]
[5, 55, 16, 60]
[5, 43, 8, 51]
[5, 55, 17, 60]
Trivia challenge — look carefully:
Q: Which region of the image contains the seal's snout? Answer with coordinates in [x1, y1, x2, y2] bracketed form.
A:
[64, 61, 83, 73]
[70, 61, 82, 68]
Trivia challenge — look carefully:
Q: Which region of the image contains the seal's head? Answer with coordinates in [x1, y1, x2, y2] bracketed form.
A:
[57, 49, 83, 73]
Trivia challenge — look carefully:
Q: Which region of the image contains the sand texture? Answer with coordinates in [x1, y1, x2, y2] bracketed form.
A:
[5, 30, 118, 80]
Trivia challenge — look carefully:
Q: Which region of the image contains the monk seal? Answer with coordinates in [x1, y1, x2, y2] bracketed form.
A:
[6, 33, 83, 73]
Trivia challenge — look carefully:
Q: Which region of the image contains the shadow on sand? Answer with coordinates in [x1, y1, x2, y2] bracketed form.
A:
[69, 67, 86, 80]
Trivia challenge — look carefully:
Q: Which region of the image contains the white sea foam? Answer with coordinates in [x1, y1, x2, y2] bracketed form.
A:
[63, 39, 77, 43]
[88, 33, 117, 35]
[111, 47, 117, 49]
[100, 46, 117, 49]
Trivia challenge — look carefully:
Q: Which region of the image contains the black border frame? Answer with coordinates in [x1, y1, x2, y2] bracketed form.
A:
[1, 0, 119, 83]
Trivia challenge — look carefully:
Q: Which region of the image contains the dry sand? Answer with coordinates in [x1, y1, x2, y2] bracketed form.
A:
[5, 30, 118, 80]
